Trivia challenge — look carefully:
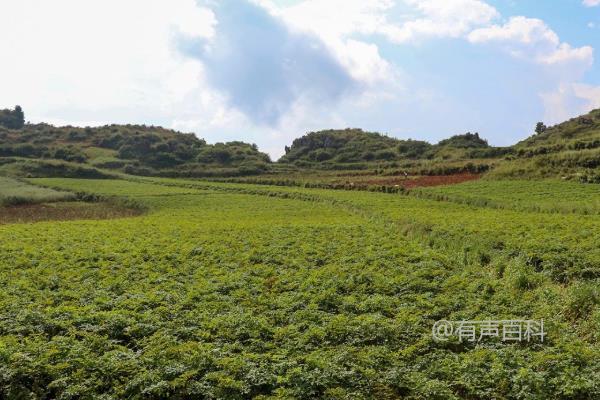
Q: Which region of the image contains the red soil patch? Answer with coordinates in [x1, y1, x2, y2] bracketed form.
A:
[357, 173, 481, 189]
[402, 173, 481, 189]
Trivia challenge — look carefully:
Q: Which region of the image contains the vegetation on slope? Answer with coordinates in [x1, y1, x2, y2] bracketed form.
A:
[517, 109, 600, 150]
[412, 179, 600, 214]
[279, 128, 417, 165]
[0, 176, 75, 206]
[1, 106, 599, 180]
[0, 175, 146, 223]
[0, 106, 25, 130]
[0, 110, 271, 178]
[278, 129, 511, 173]
[1, 177, 599, 398]
[491, 109, 600, 180]
[274, 110, 600, 180]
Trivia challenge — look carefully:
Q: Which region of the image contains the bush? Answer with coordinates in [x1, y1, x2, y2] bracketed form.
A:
[0, 106, 25, 129]
[565, 281, 600, 320]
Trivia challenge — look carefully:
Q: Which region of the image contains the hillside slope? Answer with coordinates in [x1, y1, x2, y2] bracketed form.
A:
[279, 129, 505, 166]
[0, 122, 271, 178]
[2, 106, 599, 180]
[278, 111, 600, 181]
[490, 109, 600, 181]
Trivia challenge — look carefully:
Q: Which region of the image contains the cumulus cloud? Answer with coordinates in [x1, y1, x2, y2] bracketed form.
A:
[263, 0, 596, 131]
[382, 0, 499, 43]
[573, 84, 600, 110]
[271, 0, 394, 40]
[541, 83, 600, 124]
[273, 0, 398, 86]
[178, 0, 358, 126]
[468, 16, 593, 67]
[178, 0, 500, 129]
[275, 0, 498, 44]
[0, 0, 216, 125]
[583, 0, 600, 7]
[468, 15, 595, 124]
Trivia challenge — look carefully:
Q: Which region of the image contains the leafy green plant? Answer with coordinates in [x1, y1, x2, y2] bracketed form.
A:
[0, 176, 598, 399]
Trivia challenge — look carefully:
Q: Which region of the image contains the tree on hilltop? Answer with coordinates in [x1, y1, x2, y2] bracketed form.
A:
[0, 105, 25, 129]
[535, 122, 547, 135]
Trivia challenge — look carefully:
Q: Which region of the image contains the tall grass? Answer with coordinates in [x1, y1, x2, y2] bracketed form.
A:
[0, 176, 75, 206]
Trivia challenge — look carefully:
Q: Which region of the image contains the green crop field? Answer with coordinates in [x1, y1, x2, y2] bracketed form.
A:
[0, 177, 75, 206]
[412, 179, 600, 214]
[0, 177, 599, 399]
[3, 2, 600, 398]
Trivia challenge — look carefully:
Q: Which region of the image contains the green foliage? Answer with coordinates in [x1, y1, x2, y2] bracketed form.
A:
[437, 132, 489, 149]
[1, 177, 596, 398]
[397, 139, 432, 159]
[535, 122, 547, 135]
[0, 105, 25, 129]
[1, 107, 598, 180]
[274, 109, 598, 177]
[519, 109, 600, 150]
[0, 159, 112, 179]
[565, 281, 600, 320]
[0, 177, 75, 206]
[412, 179, 600, 214]
[0, 122, 271, 177]
[498, 108, 600, 178]
[279, 128, 406, 165]
[116, 131, 202, 168]
[278, 129, 502, 171]
[197, 142, 270, 165]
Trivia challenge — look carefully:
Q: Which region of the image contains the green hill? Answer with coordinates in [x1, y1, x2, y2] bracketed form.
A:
[517, 109, 600, 150]
[2, 105, 599, 181]
[278, 128, 506, 169]
[279, 129, 415, 165]
[490, 109, 600, 181]
[0, 118, 271, 178]
[278, 111, 600, 181]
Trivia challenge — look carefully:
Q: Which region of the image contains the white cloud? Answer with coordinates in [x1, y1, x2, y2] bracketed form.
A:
[271, 0, 393, 39]
[583, 0, 600, 7]
[382, 0, 499, 43]
[266, 0, 399, 87]
[0, 0, 216, 125]
[274, 0, 498, 45]
[469, 15, 595, 124]
[179, 0, 359, 126]
[540, 43, 593, 66]
[573, 84, 600, 110]
[252, 0, 499, 97]
[468, 16, 593, 67]
[244, 0, 497, 126]
[330, 39, 397, 86]
[541, 83, 600, 124]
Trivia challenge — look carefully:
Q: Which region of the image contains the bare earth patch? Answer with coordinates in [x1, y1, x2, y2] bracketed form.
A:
[0, 202, 143, 224]
[352, 173, 481, 189]
[402, 173, 481, 189]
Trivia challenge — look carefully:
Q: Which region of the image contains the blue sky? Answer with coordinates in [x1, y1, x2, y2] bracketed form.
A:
[1, 0, 599, 158]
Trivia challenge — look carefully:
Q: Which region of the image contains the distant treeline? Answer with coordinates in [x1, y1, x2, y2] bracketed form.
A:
[1, 105, 599, 178]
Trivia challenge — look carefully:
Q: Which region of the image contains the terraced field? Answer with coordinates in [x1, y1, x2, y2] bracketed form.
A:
[412, 179, 600, 214]
[0, 176, 74, 206]
[0, 178, 599, 399]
